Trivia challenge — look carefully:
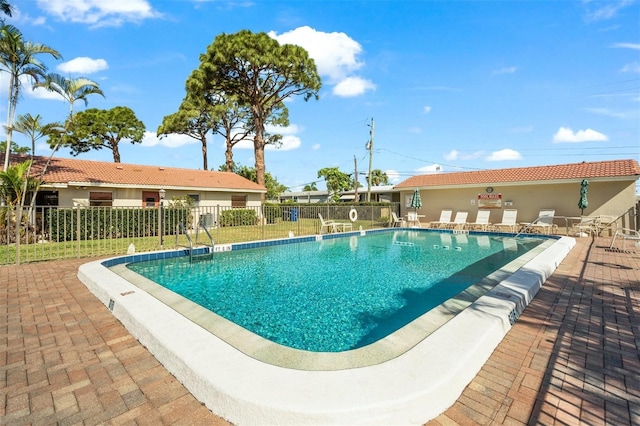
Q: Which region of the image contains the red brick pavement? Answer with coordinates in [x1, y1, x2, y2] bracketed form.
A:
[1, 236, 638, 425]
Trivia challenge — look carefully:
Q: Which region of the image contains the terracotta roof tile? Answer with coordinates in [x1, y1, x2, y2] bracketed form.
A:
[395, 159, 640, 188]
[3, 154, 266, 192]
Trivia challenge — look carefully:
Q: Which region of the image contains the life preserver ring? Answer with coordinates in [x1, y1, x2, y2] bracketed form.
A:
[349, 208, 358, 222]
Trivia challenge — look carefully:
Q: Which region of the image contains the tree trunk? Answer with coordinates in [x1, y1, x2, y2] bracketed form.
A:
[201, 137, 208, 170]
[224, 135, 234, 172]
[253, 107, 266, 203]
[113, 145, 121, 163]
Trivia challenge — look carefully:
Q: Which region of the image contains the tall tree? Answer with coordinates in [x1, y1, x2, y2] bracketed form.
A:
[303, 182, 318, 191]
[12, 113, 57, 211]
[0, 1, 12, 19]
[187, 30, 321, 198]
[60, 106, 145, 162]
[0, 140, 28, 154]
[317, 167, 353, 201]
[368, 169, 390, 186]
[0, 24, 61, 171]
[158, 95, 216, 170]
[32, 74, 103, 198]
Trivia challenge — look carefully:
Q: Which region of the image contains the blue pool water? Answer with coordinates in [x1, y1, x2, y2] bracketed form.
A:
[126, 231, 544, 352]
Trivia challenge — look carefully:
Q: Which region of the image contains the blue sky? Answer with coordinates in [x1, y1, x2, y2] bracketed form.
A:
[4, 0, 640, 191]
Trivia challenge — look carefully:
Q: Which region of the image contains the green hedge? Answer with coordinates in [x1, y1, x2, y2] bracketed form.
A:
[219, 209, 258, 227]
[46, 207, 190, 242]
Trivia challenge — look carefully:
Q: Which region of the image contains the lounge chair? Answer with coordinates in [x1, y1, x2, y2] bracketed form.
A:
[493, 209, 518, 233]
[595, 215, 617, 236]
[391, 212, 406, 227]
[571, 216, 599, 237]
[609, 228, 640, 250]
[467, 210, 491, 231]
[446, 211, 468, 230]
[428, 209, 453, 229]
[318, 213, 352, 234]
[523, 209, 556, 234]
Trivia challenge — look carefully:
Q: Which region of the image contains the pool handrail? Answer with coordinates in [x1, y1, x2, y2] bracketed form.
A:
[175, 221, 214, 262]
[196, 218, 215, 256]
[175, 223, 194, 262]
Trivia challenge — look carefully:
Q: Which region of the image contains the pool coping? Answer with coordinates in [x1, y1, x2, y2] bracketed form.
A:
[78, 230, 575, 425]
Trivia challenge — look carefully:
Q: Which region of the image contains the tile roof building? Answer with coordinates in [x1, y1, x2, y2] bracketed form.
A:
[395, 159, 640, 189]
[2, 154, 266, 208]
[395, 159, 640, 231]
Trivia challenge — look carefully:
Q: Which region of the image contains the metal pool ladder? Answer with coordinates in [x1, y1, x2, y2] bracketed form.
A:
[176, 220, 214, 262]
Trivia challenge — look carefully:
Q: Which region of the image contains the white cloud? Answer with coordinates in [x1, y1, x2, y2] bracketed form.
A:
[444, 150, 458, 161]
[142, 131, 196, 148]
[492, 66, 517, 75]
[385, 169, 400, 184]
[36, 0, 162, 27]
[423, 106, 432, 114]
[57, 57, 108, 74]
[407, 126, 421, 134]
[311, 144, 321, 150]
[443, 149, 485, 161]
[611, 42, 640, 50]
[416, 164, 443, 173]
[269, 26, 375, 97]
[266, 135, 301, 151]
[333, 76, 376, 97]
[486, 149, 522, 161]
[552, 127, 609, 143]
[621, 62, 640, 73]
[584, 0, 635, 23]
[270, 26, 362, 82]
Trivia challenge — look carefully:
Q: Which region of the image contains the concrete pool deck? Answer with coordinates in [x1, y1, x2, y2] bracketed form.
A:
[1, 235, 639, 424]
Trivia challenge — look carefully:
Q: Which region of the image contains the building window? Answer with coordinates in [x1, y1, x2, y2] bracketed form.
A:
[231, 195, 247, 208]
[89, 191, 113, 207]
[142, 191, 159, 207]
[187, 194, 200, 205]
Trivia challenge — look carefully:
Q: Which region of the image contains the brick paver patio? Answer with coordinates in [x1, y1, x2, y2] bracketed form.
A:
[1, 236, 639, 425]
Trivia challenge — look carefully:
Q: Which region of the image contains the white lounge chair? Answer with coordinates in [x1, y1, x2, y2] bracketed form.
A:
[391, 212, 406, 227]
[595, 215, 617, 236]
[494, 209, 518, 233]
[318, 213, 352, 233]
[524, 209, 556, 234]
[428, 209, 452, 228]
[446, 211, 468, 230]
[571, 216, 599, 237]
[609, 228, 640, 250]
[467, 210, 491, 231]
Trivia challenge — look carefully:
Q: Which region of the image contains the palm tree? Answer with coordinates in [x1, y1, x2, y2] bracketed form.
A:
[0, 24, 61, 171]
[368, 169, 390, 186]
[36, 73, 104, 118]
[0, 160, 35, 208]
[32, 73, 104, 181]
[13, 113, 58, 210]
[0, 1, 12, 18]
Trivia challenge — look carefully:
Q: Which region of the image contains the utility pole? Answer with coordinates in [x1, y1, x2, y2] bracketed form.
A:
[366, 118, 374, 202]
[353, 155, 359, 203]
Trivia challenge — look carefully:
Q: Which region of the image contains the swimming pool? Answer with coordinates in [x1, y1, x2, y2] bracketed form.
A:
[125, 231, 544, 353]
[78, 229, 575, 425]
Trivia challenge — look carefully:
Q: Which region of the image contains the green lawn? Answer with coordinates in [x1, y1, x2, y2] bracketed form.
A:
[1, 218, 387, 265]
